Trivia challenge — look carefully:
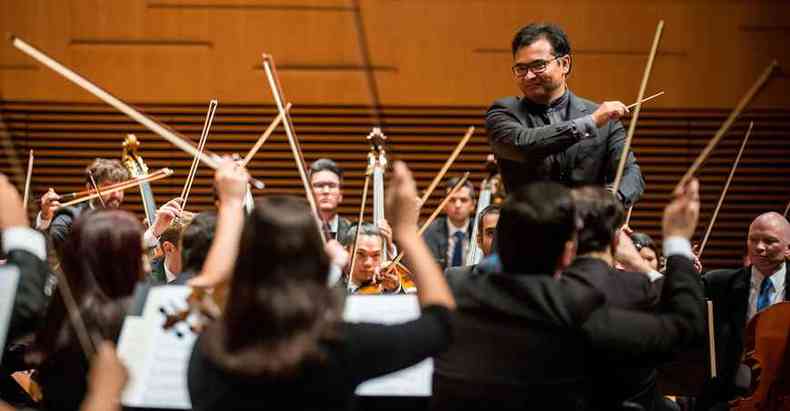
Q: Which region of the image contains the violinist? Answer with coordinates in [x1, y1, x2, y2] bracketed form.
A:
[422, 176, 476, 270]
[36, 158, 183, 261]
[149, 220, 187, 284]
[341, 223, 399, 294]
[698, 212, 790, 410]
[187, 160, 455, 411]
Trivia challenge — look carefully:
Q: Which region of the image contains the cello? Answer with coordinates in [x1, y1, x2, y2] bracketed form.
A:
[729, 302, 790, 411]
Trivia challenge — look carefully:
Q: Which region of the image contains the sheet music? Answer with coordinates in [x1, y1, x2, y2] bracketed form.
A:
[118, 286, 196, 409]
[0, 265, 21, 364]
[343, 294, 433, 397]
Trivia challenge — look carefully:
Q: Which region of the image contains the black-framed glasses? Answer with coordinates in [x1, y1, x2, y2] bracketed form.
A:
[512, 55, 564, 77]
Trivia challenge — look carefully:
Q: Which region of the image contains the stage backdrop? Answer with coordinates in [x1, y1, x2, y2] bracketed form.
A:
[1, 0, 789, 269]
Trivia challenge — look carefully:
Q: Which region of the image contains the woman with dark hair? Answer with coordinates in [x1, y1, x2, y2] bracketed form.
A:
[629, 231, 660, 272]
[32, 209, 146, 411]
[187, 160, 455, 411]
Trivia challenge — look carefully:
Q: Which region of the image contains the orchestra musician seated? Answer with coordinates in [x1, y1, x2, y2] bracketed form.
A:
[340, 223, 399, 294]
[443, 204, 500, 278]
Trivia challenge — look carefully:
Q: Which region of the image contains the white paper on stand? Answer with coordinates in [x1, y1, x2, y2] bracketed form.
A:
[117, 286, 196, 409]
[343, 294, 433, 397]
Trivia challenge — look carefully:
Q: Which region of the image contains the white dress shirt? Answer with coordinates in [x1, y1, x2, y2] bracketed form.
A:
[747, 262, 786, 322]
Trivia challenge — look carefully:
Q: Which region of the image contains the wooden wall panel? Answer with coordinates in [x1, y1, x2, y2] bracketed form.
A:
[1, 100, 789, 272]
[1, 0, 789, 107]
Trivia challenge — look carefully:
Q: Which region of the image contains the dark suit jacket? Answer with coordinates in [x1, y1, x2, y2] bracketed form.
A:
[422, 216, 474, 270]
[48, 203, 90, 261]
[486, 91, 644, 205]
[562, 257, 663, 411]
[698, 265, 790, 409]
[431, 255, 703, 411]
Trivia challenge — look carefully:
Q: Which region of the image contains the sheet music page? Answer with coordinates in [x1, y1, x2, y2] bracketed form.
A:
[0, 265, 21, 364]
[118, 286, 196, 409]
[343, 294, 433, 397]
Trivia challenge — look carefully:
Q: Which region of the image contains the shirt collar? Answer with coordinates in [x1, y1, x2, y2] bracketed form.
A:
[329, 214, 339, 232]
[523, 89, 570, 112]
[751, 262, 786, 291]
[446, 218, 469, 235]
[163, 257, 176, 283]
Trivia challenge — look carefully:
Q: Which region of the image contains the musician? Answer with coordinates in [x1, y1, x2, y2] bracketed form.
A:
[32, 208, 145, 411]
[339, 223, 397, 294]
[309, 158, 352, 240]
[630, 231, 661, 271]
[149, 221, 186, 284]
[443, 204, 500, 278]
[37, 158, 182, 261]
[187, 160, 455, 411]
[486, 23, 644, 206]
[423, 176, 476, 269]
[0, 174, 51, 407]
[698, 212, 790, 410]
[562, 186, 667, 410]
[431, 179, 704, 410]
[171, 212, 216, 285]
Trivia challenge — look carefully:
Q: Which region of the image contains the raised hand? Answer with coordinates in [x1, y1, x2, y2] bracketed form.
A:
[663, 178, 700, 240]
[40, 187, 61, 220]
[592, 101, 629, 127]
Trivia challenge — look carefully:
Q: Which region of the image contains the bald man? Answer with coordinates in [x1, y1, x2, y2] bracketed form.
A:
[698, 212, 790, 409]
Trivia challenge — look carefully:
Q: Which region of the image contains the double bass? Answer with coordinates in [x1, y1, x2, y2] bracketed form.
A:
[354, 128, 414, 294]
[121, 134, 158, 227]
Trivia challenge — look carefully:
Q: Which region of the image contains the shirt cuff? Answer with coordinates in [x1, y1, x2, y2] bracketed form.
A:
[35, 212, 52, 231]
[572, 115, 597, 140]
[645, 270, 664, 283]
[3, 227, 47, 260]
[663, 236, 693, 260]
[142, 226, 160, 250]
[327, 264, 343, 287]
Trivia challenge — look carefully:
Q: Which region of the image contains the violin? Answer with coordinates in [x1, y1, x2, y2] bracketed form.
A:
[159, 288, 223, 338]
[729, 302, 790, 411]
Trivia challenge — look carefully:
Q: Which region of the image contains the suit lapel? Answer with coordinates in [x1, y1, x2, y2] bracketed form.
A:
[731, 267, 750, 330]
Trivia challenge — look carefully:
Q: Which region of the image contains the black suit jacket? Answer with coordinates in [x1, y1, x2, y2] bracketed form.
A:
[48, 203, 90, 261]
[562, 257, 663, 411]
[431, 255, 704, 411]
[422, 216, 474, 270]
[486, 91, 644, 205]
[699, 265, 790, 408]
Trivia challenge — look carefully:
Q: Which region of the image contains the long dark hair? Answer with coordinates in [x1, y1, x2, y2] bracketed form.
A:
[202, 196, 341, 377]
[35, 209, 143, 360]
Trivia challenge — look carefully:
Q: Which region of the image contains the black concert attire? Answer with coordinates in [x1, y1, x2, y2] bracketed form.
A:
[188, 305, 451, 411]
[697, 263, 789, 410]
[431, 241, 704, 411]
[422, 216, 474, 271]
[486, 90, 644, 206]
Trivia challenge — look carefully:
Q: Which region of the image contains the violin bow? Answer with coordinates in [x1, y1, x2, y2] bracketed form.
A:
[55, 267, 99, 359]
[387, 172, 470, 270]
[180, 100, 218, 212]
[675, 60, 779, 191]
[612, 20, 664, 193]
[87, 171, 106, 208]
[784, 201, 790, 218]
[348, 157, 374, 284]
[240, 103, 289, 167]
[58, 169, 173, 208]
[697, 122, 753, 258]
[419, 126, 475, 210]
[22, 150, 33, 213]
[10, 36, 264, 189]
[261, 54, 327, 242]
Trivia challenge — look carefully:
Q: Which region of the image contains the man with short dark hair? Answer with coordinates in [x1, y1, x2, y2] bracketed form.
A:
[443, 204, 500, 278]
[171, 212, 217, 285]
[423, 176, 476, 269]
[486, 22, 644, 206]
[309, 158, 352, 241]
[431, 180, 704, 410]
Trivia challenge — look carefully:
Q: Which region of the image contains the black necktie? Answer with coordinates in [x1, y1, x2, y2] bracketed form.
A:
[451, 231, 465, 267]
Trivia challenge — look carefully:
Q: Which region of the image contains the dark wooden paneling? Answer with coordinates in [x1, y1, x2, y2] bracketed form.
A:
[1, 100, 789, 270]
